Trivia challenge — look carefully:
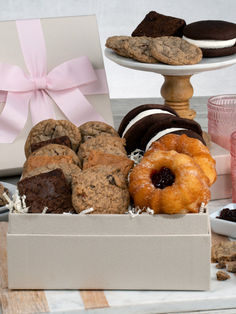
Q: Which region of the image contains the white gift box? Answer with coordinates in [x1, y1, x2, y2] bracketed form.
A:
[5, 15, 212, 291]
[7, 211, 211, 290]
[0, 15, 112, 176]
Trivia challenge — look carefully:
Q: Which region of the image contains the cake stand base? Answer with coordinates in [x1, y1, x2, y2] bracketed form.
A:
[161, 75, 196, 119]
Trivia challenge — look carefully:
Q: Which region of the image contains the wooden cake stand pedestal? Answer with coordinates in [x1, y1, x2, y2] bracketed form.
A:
[105, 49, 236, 120]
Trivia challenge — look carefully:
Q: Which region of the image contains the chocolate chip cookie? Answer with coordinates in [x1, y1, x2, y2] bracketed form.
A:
[79, 121, 119, 143]
[150, 36, 202, 65]
[25, 119, 82, 157]
[105, 36, 131, 57]
[30, 144, 81, 167]
[30, 136, 72, 153]
[83, 150, 134, 177]
[77, 134, 127, 166]
[22, 155, 75, 177]
[123, 36, 158, 63]
[72, 165, 130, 214]
[22, 163, 81, 184]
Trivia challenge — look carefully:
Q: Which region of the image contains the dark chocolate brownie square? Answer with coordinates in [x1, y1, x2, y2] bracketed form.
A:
[132, 11, 186, 38]
[18, 169, 74, 214]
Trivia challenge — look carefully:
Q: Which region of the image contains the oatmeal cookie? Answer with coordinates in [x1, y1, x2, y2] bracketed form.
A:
[79, 121, 119, 143]
[83, 150, 134, 177]
[123, 36, 158, 63]
[211, 241, 236, 263]
[105, 36, 131, 57]
[150, 36, 202, 65]
[31, 136, 72, 152]
[77, 134, 127, 165]
[18, 169, 74, 214]
[22, 163, 81, 184]
[22, 155, 75, 177]
[25, 119, 82, 157]
[30, 144, 81, 167]
[72, 165, 130, 214]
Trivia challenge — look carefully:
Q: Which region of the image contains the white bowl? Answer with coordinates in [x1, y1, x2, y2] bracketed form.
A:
[210, 203, 236, 238]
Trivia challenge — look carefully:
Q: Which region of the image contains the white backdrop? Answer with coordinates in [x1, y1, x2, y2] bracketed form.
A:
[0, 0, 235, 99]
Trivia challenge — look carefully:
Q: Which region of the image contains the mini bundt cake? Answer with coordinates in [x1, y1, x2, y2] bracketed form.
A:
[147, 134, 217, 186]
[129, 149, 211, 214]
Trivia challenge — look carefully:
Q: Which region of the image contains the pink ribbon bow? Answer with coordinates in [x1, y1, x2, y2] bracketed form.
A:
[0, 19, 108, 143]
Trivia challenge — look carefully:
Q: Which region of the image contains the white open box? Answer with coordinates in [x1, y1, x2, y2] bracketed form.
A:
[7, 210, 211, 290]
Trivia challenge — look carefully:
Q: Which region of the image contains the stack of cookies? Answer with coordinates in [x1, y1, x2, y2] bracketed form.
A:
[106, 11, 202, 65]
[18, 119, 133, 214]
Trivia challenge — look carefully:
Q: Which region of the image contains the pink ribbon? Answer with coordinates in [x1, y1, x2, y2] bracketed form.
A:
[0, 19, 108, 143]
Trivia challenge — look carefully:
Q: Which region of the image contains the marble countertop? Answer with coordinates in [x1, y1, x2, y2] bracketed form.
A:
[0, 97, 236, 314]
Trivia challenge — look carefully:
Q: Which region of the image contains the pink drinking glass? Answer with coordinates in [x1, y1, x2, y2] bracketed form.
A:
[208, 95, 236, 151]
[231, 131, 236, 202]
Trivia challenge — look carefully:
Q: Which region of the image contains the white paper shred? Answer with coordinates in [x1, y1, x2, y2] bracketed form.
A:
[126, 206, 154, 218]
[199, 202, 207, 214]
[42, 207, 48, 214]
[3, 190, 29, 214]
[79, 207, 94, 215]
[128, 149, 144, 166]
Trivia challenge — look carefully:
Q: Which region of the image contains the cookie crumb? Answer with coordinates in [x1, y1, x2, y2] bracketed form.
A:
[216, 261, 226, 269]
[226, 262, 236, 273]
[216, 270, 230, 281]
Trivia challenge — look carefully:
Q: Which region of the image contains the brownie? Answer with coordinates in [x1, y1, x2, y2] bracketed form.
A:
[18, 169, 74, 214]
[217, 208, 236, 223]
[132, 11, 186, 38]
[31, 136, 72, 152]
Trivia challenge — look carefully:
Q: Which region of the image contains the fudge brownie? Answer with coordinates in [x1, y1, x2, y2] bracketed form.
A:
[18, 169, 74, 214]
[132, 11, 186, 38]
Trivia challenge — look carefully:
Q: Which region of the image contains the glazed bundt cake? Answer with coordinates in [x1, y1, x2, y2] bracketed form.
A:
[129, 149, 211, 214]
[147, 134, 217, 186]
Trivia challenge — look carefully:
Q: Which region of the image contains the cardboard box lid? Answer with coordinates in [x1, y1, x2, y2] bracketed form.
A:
[210, 141, 231, 175]
[0, 15, 113, 176]
[8, 211, 210, 236]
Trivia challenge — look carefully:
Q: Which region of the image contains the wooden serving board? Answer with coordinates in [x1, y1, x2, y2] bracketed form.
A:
[0, 222, 231, 314]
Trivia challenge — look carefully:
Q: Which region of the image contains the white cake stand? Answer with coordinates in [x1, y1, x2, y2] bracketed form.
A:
[105, 48, 236, 119]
